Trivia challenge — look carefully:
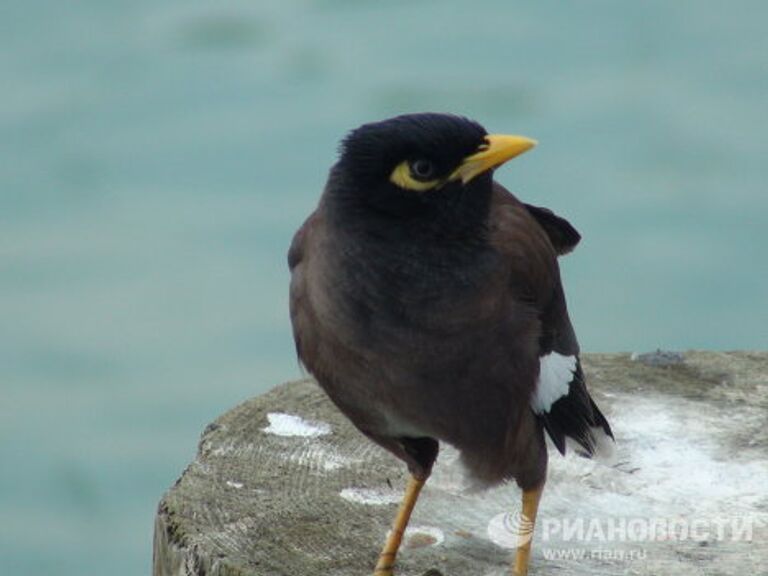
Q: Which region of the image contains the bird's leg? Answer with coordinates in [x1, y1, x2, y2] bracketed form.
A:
[373, 474, 426, 575]
[512, 482, 545, 576]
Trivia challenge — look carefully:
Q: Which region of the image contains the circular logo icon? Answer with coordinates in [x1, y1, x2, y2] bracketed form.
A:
[487, 511, 534, 549]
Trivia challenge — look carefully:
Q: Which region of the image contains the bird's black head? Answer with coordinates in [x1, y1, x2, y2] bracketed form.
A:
[330, 113, 536, 228]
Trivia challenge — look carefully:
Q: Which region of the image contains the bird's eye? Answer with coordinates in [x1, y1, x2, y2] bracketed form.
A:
[389, 159, 440, 192]
[409, 159, 435, 181]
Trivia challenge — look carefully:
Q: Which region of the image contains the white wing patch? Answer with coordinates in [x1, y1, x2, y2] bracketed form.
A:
[531, 352, 577, 414]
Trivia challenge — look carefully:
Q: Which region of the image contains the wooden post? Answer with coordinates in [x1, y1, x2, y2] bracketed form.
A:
[153, 352, 768, 576]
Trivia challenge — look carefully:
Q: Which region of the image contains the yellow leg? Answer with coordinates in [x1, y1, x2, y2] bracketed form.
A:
[373, 475, 426, 575]
[513, 483, 544, 576]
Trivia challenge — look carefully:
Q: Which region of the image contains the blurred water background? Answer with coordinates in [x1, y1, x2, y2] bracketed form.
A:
[1, 0, 767, 574]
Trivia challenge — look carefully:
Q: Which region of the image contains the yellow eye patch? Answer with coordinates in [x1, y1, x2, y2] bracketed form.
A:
[389, 161, 441, 192]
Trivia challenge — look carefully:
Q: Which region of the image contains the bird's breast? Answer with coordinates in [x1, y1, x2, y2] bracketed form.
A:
[296, 227, 541, 456]
[320, 234, 505, 348]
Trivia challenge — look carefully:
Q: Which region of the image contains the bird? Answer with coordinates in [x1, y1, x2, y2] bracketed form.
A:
[288, 113, 613, 576]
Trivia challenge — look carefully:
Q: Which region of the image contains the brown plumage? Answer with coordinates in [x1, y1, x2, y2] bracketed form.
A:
[288, 113, 611, 575]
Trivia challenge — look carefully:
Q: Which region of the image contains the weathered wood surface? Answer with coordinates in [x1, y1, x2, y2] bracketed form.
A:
[153, 352, 768, 576]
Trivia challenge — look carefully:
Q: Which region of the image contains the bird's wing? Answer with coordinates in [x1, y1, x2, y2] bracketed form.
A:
[489, 183, 560, 306]
[491, 183, 612, 457]
[534, 284, 613, 456]
[288, 210, 320, 365]
[522, 203, 581, 255]
[491, 183, 581, 256]
[288, 210, 317, 271]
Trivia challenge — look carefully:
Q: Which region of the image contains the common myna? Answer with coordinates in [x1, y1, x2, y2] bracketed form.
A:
[288, 113, 613, 575]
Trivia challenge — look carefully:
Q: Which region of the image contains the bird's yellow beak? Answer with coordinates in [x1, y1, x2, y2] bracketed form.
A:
[450, 134, 537, 184]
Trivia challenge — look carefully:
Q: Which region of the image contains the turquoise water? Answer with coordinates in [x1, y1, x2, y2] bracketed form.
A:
[2, 1, 767, 574]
